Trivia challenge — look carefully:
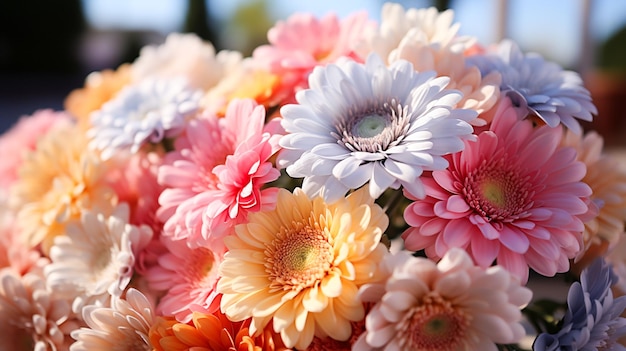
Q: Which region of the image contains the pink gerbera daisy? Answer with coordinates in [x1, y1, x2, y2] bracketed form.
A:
[157, 98, 280, 250]
[402, 97, 591, 283]
[252, 11, 374, 103]
[145, 236, 221, 323]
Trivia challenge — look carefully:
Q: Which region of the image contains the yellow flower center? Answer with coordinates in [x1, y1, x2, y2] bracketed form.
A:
[400, 293, 469, 351]
[464, 157, 533, 222]
[265, 221, 333, 292]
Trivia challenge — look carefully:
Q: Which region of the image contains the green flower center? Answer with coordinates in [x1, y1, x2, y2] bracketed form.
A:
[336, 98, 411, 153]
[353, 114, 388, 138]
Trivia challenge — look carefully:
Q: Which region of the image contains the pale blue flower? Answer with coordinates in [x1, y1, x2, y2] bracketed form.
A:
[533, 258, 626, 351]
[88, 77, 202, 159]
[468, 39, 596, 134]
[278, 53, 476, 203]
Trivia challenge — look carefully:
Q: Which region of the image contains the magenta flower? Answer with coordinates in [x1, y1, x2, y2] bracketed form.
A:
[157, 99, 281, 250]
[402, 97, 591, 283]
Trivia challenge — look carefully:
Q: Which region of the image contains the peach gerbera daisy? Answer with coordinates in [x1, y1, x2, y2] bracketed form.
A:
[9, 122, 117, 254]
[218, 187, 389, 350]
[561, 130, 626, 250]
[354, 248, 532, 350]
[64, 64, 132, 128]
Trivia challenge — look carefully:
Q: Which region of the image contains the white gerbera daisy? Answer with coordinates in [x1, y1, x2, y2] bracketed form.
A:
[44, 204, 153, 313]
[278, 53, 476, 203]
[88, 77, 202, 159]
[467, 39, 597, 134]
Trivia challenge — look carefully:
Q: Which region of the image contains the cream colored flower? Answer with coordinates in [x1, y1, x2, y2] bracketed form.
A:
[354, 248, 532, 350]
[9, 122, 117, 254]
[356, 4, 474, 62]
[217, 187, 389, 350]
[356, 3, 500, 122]
[132, 32, 243, 92]
[70, 288, 155, 351]
[44, 204, 153, 313]
[0, 265, 79, 351]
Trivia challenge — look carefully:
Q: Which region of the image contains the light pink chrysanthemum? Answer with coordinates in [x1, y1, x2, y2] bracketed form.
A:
[0, 109, 72, 190]
[402, 97, 591, 283]
[0, 208, 40, 275]
[561, 130, 626, 250]
[203, 131, 281, 239]
[354, 248, 532, 351]
[252, 11, 374, 102]
[157, 98, 280, 250]
[106, 151, 163, 233]
[70, 288, 155, 351]
[145, 236, 221, 323]
[0, 265, 80, 351]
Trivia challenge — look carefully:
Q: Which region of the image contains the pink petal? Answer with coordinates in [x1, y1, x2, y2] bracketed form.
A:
[498, 226, 529, 254]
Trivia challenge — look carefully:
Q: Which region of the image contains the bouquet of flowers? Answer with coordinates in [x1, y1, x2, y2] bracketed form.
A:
[2, 3, 626, 350]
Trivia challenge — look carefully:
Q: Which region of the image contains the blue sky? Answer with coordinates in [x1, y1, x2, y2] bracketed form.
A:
[82, 0, 626, 68]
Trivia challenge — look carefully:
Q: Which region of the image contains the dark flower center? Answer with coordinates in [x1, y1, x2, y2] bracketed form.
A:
[400, 293, 469, 351]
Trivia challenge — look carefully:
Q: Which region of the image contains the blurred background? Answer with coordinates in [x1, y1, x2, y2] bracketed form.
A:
[1, 0, 625, 144]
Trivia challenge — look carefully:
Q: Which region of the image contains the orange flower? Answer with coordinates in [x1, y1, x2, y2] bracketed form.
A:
[64, 64, 132, 128]
[203, 65, 284, 117]
[149, 310, 290, 351]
